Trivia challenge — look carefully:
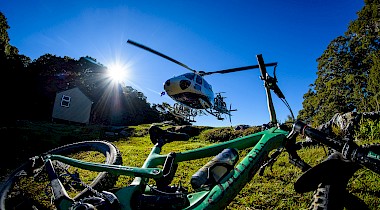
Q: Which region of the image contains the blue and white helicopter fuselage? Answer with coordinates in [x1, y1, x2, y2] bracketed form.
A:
[127, 39, 239, 121]
[164, 72, 214, 110]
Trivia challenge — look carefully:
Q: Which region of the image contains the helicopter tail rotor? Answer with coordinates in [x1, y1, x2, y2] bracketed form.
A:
[227, 104, 237, 124]
[229, 104, 232, 124]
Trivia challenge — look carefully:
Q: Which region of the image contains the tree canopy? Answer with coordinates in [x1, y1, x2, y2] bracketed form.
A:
[298, 0, 380, 126]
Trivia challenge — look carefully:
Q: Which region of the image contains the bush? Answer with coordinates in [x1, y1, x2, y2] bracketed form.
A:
[200, 126, 261, 142]
[355, 118, 380, 141]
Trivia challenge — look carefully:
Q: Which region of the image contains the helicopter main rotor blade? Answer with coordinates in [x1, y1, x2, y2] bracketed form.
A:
[200, 62, 278, 76]
[127, 39, 196, 73]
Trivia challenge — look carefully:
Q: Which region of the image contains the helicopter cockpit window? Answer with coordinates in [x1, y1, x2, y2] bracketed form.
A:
[196, 75, 202, 85]
[204, 80, 212, 90]
[194, 84, 201, 91]
[184, 73, 195, 80]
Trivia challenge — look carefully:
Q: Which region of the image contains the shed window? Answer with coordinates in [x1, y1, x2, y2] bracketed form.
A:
[61, 95, 71, 107]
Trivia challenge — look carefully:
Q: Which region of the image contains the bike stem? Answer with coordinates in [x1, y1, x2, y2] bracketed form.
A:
[257, 54, 277, 125]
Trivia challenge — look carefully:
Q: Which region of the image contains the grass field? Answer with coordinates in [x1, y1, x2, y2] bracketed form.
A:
[1, 121, 379, 209]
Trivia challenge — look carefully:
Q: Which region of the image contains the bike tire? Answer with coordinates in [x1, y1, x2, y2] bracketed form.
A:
[309, 183, 370, 210]
[0, 140, 122, 210]
[309, 183, 345, 210]
[309, 143, 380, 210]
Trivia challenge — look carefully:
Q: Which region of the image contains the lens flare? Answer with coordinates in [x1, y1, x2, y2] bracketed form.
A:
[107, 63, 127, 83]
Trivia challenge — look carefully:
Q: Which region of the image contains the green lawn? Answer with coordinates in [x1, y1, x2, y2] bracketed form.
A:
[1, 121, 379, 209]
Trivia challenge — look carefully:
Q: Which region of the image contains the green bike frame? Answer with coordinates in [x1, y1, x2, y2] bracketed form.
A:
[49, 127, 289, 210]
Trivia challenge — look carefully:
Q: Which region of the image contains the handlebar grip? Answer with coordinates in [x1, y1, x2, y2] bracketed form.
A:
[349, 144, 380, 174]
[359, 154, 380, 174]
[293, 120, 344, 151]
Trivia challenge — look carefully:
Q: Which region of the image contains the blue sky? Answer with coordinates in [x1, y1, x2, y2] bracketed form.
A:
[1, 0, 364, 127]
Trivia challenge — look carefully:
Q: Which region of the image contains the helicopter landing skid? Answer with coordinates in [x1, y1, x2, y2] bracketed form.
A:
[203, 108, 224, 121]
[170, 103, 205, 123]
[201, 103, 236, 123]
[199, 102, 225, 121]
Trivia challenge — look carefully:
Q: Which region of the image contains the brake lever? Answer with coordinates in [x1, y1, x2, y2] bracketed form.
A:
[265, 75, 285, 99]
[284, 128, 312, 172]
[286, 141, 312, 172]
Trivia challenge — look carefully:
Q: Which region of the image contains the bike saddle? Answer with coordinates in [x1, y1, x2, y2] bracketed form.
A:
[149, 125, 190, 145]
[294, 152, 361, 193]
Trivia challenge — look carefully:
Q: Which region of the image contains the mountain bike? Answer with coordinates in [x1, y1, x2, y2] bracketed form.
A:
[1, 54, 379, 210]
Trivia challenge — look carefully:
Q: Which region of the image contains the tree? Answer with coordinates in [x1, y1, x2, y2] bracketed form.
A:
[24, 54, 79, 120]
[352, 0, 380, 111]
[0, 12, 32, 124]
[298, 0, 380, 126]
[118, 86, 160, 125]
[0, 12, 12, 56]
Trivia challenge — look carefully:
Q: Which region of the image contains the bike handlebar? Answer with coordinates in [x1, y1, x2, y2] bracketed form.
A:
[293, 120, 344, 150]
[293, 120, 380, 175]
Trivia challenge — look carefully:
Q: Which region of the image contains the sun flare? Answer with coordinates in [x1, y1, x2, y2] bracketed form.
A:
[107, 63, 127, 83]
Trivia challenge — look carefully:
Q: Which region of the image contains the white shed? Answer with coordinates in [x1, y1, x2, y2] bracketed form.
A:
[52, 87, 93, 124]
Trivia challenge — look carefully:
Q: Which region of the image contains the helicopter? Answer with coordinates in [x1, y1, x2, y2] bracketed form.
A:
[127, 39, 278, 122]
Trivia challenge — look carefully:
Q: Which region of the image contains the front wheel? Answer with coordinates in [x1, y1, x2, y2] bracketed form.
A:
[308, 143, 380, 210]
[309, 183, 369, 210]
[309, 183, 344, 210]
[0, 140, 122, 210]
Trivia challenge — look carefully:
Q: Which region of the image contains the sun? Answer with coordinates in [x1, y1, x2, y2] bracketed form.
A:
[107, 63, 127, 83]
